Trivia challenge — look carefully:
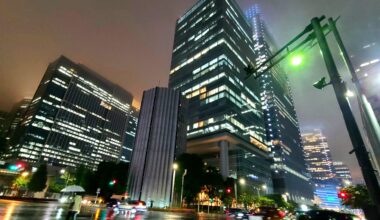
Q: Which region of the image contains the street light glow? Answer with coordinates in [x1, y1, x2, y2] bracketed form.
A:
[21, 171, 30, 177]
[173, 163, 178, 170]
[239, 178, 246, 185]
[290, 54, 303, 66]
[60, 169, 65, 174]
[346, 90, 355, 97]
[262, 184, 267, 189]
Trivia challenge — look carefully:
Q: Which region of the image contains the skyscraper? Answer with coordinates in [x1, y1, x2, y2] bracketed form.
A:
[302, 129, 335, 183]
[169, 0, 273, 192]
[10, 56, 138, 170]
[333, 161, 352, 186]
[6, 98, 31, 139]
[120, 106, 139, 163]
[0, 111, 8, 137]
[127, 87, 187, 207]
[246, 5, 313, 201]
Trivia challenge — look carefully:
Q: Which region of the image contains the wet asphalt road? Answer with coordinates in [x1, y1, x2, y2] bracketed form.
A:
[0, 199, 231, 220]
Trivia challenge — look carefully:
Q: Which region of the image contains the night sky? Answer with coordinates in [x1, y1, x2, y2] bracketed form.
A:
[1, 0, 379, 182]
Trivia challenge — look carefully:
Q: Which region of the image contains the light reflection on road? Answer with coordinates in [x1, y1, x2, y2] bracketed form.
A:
[3, 201, 16, 220]
[0, 199, 228, 219]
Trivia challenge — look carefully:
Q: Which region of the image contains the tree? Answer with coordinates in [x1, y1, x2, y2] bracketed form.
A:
[61, 170, 76, 186]
[13, 176, 30, 189]
[203, 166, 224, 202]
[75, 165, 95, 192]
[339, 184, 372, 209]
[339, 185, 377, 220]
[175, 153, 205, 204]
[257, 196, 275, 207]
[238, 192, 255, 209]
[28, 163, 47, 191]
[91, 161, 129, 198]
[266, 194, 288, 208]
[48, 177, 65, 193]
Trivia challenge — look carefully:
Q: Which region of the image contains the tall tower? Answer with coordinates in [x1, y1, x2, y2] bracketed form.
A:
[127, 87, 187, 207]
[246, 5, 314, 202]
[10, 56, 137, 170]
[302, 129, 335, 183]
[169, 0, 273, 192]
[6, 98, 32, 139]
[332, 161, 352, 186]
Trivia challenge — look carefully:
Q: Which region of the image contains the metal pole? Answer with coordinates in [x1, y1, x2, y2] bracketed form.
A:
[180, 169, 187, 208]
[257, 188, 260, 197]
[311, 17, 380, 216]
[234, 180, 237, 203]
[328, 17, 380, 175]
[170, 169, 176, 208]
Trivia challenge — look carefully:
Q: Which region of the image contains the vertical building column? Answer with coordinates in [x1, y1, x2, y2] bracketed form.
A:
[219, 140, 229, 179]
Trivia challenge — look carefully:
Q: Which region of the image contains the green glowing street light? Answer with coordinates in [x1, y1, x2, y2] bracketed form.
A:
[290, 54, 303, 66]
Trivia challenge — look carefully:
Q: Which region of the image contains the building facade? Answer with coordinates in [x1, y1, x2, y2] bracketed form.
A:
[127, 87, 187, 207]
[169, 0, 273, 193]
[0, 111, 8, 137]
[332, 161, 352, 186]
[10, 56, 138, 170]
[302, 129, 335, 183]
[246, 5, 313, 202]
[120, 106, 139, 163]
[6, 98, 31, 140]
[313, 184, 342, 210]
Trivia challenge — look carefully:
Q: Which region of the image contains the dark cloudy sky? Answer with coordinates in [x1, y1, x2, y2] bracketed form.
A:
[1, 0, 379, 181]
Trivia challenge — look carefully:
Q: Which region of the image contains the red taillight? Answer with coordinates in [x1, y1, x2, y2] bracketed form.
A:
[138, 202, 143, 206]
[278, 210, 286, 218]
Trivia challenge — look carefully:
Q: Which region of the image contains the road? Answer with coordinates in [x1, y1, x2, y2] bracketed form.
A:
[0, 199, 230, 219]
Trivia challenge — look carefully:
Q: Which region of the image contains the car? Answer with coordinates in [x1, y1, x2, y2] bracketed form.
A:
[224, 208, 250, 219]
[297, 210, 360, 220]
[106, 198, 120, 208]
[250, 206, 286, 220]
[119, 200, 147, 214]
[224, 208, 243, 215]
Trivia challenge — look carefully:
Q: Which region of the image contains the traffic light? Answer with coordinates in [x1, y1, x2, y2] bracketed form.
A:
[8, 164, 18, 171]
[338, 190, 349, 199]
[8, 162, 25, 171]
[108, 179, 117, 186]
[226, 187, 232, 194]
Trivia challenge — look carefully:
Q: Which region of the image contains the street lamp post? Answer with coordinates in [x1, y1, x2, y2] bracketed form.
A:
[170, 163, 178, 208]
[60, 169, 70, 187]
[311, 17, 380, 215]
[180, 169, 187, 208]
[328, 17, 380, 176]
[262, 184, 267, 195]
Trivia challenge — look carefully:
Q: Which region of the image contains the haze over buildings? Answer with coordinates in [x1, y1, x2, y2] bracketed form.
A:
[2, 0, 380, 181]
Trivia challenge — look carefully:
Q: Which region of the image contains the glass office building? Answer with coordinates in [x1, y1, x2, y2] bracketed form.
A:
[169, 0, 272, 192]
[302, 129, 335, 183]
[6, 98, 32, 139]
[10, 56, 138, 170]
[333, 161, 352, 186]
[246, 5, 313, 202]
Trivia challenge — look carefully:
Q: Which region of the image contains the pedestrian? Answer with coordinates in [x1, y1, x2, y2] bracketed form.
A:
[66, 194, 82, 220]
